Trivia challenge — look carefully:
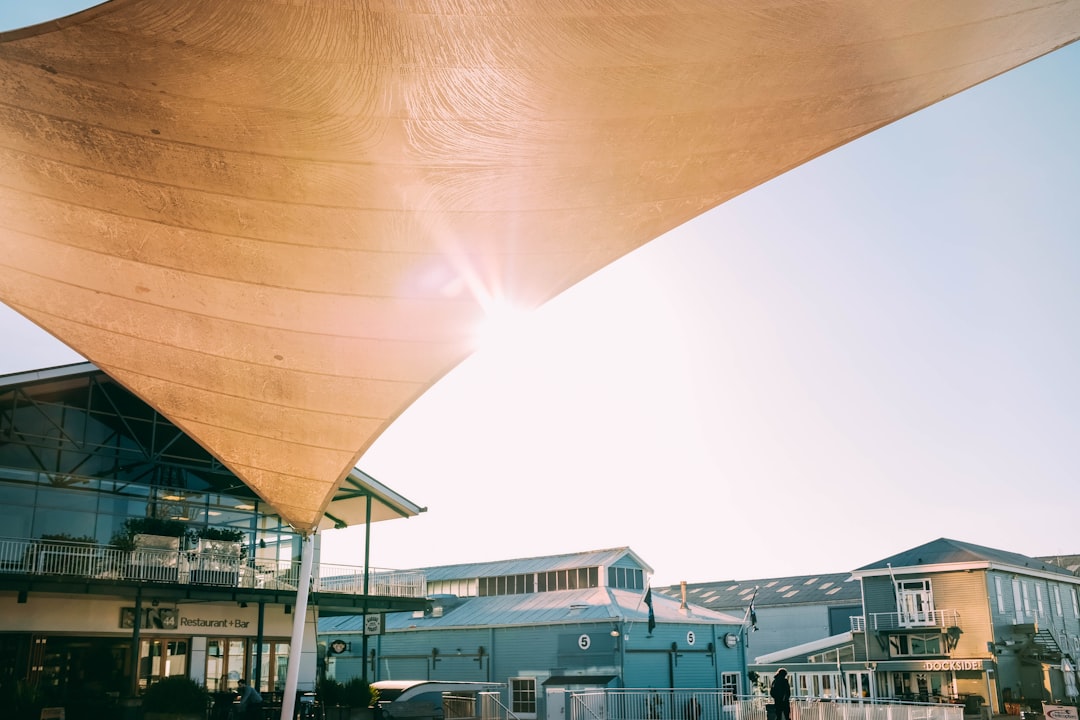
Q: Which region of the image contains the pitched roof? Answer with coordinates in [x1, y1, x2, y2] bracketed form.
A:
[319, 586, 742, 633]
[656, 572, 861, 611]
[855, 537, 1076, 577]
[411, 547, 652, 583]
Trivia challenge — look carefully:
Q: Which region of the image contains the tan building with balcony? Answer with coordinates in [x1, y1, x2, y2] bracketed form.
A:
[750, 538, 1080, 716]
[0, 363, 428, 717]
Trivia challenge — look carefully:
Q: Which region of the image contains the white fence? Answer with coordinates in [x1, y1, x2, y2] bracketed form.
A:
[570, 692, 963, 720]
[0, 536, 427, 597]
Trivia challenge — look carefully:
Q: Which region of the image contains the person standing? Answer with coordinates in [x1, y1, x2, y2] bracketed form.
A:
[237, 678, 264, 720]
[770, 668, 792, 720]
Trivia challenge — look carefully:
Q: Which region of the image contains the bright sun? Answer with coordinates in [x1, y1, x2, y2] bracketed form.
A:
[473, 298, 534, 355]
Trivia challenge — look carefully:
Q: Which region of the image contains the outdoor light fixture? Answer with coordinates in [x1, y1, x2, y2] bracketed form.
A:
[17, 590, 28, 604]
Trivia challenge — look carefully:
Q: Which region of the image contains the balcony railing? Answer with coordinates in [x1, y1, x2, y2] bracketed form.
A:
[570, 692, 963, 720]
[866, 610, 961, 631]
[0, 536, 426, 598]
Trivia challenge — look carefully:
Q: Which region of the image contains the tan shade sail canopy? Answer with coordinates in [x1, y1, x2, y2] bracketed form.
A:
[1, 1, 1077, 532]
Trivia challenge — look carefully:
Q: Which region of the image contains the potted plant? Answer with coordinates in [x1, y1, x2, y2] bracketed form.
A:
[189, 526, 245, 585]
[342, 678, 378, 720]
[318, 678, 346, 720]
[141, 675, 209, 720]
[111, 517, 187, 581]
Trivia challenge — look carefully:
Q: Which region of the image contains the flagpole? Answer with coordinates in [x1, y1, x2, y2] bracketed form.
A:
[742, 586, 759, 649]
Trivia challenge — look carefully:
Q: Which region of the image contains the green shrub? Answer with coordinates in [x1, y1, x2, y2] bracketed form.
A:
[318, 678, 344, 706]
[342, 677, 377, 708]
[141, 675, 209, 714]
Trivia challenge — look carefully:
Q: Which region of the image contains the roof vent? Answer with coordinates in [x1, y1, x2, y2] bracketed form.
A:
[431, 606, 444, 617]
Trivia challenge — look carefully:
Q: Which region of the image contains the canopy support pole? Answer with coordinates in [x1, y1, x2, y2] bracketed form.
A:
[280, 533, 314, 720]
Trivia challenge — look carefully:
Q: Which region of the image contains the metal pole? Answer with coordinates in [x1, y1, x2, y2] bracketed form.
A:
[361, 494, 372, 684]
[255, 601, 265, 691]
[280, 534, 314, 720]
[130, 588, 142, 696]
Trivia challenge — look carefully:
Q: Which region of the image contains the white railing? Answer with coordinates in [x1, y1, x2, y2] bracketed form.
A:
[867, 610, 961, 631]
[850, 616, 866, 632]
[481, 691, 521, 720]
[570, 692, 963, 720]
[0, 536, 427, 598]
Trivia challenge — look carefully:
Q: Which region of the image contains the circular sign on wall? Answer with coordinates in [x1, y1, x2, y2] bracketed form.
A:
[687, 631, 696, 646]
[578, 634, 592, 650]
[723, 632, 739, 648]
[329, 639, 348, 655]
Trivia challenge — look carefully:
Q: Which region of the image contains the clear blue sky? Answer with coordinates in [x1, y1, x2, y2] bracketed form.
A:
[2, 4, 1078, 585]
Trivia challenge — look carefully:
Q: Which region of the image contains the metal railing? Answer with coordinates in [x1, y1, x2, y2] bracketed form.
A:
[570, 692, 963, 720]
[481, 691, 521, 720]
[0, 536, 426, 598]
[865, 610, 961, 631]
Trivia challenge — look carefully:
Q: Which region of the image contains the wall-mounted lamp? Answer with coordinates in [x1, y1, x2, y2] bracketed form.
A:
[239, 601, 248, 609]
[151, 598, 160, 607]
[475, 646, 486, 669]
[610, 628, 621, 638]
[431, 648, 441, 665]
[866, 662, 877, 671]
[17, 590, 28, 604]
[285, 604, 292, 614]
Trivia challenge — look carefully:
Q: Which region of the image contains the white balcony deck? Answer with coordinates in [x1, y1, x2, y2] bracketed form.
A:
[0, 536, 427, 598]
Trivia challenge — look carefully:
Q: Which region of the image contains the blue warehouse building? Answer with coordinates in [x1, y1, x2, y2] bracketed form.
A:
[319, 548, 748, 720]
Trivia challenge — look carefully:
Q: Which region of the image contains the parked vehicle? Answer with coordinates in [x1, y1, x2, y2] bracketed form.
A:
[370, 681, 504, 720]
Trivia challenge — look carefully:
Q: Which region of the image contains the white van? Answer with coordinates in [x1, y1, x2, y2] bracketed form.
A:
[371, 680, 505, 720]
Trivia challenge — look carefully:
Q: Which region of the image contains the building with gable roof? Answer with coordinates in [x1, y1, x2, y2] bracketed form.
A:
[656, 573, 863, 661]
[748, 538, 1080, 716]
[0, 363, 427, 716]
[319, 547, 747, 720]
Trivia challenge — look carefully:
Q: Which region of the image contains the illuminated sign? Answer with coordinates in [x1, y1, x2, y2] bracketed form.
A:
[922, 660, 981, 671]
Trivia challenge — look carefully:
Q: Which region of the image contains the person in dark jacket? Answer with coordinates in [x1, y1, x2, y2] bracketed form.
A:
[770, 668, 792, 720]
[237, 679, 263, 720]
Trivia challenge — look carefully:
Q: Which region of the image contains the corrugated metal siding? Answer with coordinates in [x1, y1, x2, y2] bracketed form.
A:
[624, 652, 668, 688]
[746, 606, 833, 659]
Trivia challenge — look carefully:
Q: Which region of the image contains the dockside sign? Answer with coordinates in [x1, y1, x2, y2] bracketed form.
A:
[922, 660, 981, 671]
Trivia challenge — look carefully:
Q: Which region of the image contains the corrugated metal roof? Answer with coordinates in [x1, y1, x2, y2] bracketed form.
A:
[319, 586, 742, 634]
[655, 572, 860, 612]
[412, 547, 651, 582]
[854, 537, 1076, 577]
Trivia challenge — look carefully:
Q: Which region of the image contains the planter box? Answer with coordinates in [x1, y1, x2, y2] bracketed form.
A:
[191, 539, 241, 586]
[130, 534, 181, 583]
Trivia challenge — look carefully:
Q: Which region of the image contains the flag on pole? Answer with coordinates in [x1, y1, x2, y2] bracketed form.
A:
[749, 587, 759, 631]
[645, 587, 656, 633]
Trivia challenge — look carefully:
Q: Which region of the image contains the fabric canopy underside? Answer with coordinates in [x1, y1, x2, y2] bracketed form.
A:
[1, 0, 1077, 531]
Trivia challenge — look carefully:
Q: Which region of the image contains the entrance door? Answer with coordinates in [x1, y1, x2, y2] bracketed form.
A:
[545, 688, 566, 720]
[138, 638, 190, 690]
[897, 580, 934, 626]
